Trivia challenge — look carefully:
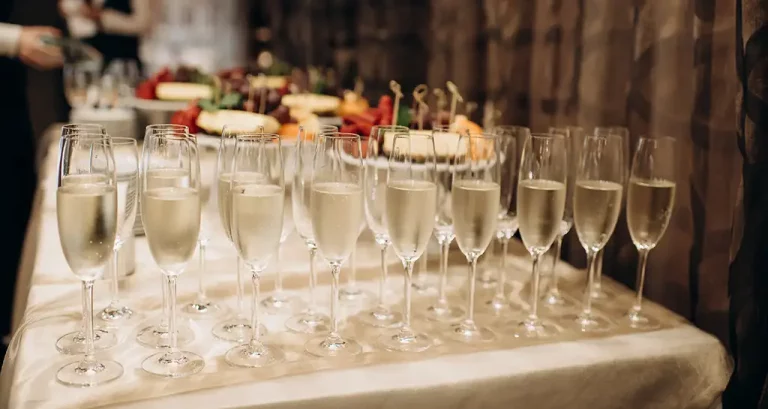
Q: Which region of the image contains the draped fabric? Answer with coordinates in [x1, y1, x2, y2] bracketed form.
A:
[264, 0, 741, 345]
[723, 1, 768, 407]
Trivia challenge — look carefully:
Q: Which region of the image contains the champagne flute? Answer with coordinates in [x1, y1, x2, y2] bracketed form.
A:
[285, 126, 333, 334]
[56, 134, 123, 386]
[358, 125, 407, 327]
[182, 145, 228, 321]
[379, 131, 438, 352]
[563, 133, 624, 332]
[503, 133, 567, 338]
[304, 132, 365, 357]
[141, 131, 205, 378]
[261, 136, 303, 315]
[482, 126, 524, 315]
[55, 125, 117, 355]
[136, 125, 195, 348]
[444, 133, 501, 343]
[98, 138, 139, 325]
[339, 220, 371, 303]
[625, 136, 676, 329]
[542, 126, 582, 308]
[423, 127, 464, 323]
[212, 126, 266, 341]
[591, 126, 631, 300]
[63, 64, 97, 108]
[225, 133, 285, 367]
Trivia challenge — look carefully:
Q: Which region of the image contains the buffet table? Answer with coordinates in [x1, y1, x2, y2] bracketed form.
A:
[0, 137, 731, 409]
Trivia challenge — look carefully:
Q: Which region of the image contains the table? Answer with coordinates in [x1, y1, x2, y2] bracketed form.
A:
[0, 138, 731, 409]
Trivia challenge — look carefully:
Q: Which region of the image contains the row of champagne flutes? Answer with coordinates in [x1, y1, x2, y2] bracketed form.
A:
[53, 121, 675, 387]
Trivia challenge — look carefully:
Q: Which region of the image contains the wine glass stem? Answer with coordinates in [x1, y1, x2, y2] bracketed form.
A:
[466, 255, 478, 323]
[329, 263, 341, 337]
[81, 280, 96, 364]
[197, 241, 207, 301]
[348, 248, 357, 287]
[582, 250, 597, 316]
[549, 234, 563, 295]
[402, 260, 414, 333]
[527, 254, 541, 321]
[160, 275, 168, 328]
[594, 248, 604, 291]
[438, 239, 450, 302]
[167, 275, 178, 353]
[236, 255, 245, 318]
[632, 249, 651, 312]
[274, 249, 283, 293]
[110, 244, 121, 307]
[495, 238, 509, 299]
[249, 268, 263, 348]
[308, 246, 318, 313]
[377, 242, 389, 307]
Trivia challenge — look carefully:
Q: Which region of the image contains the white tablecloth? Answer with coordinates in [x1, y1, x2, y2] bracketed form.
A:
[0, 139, 731, 409]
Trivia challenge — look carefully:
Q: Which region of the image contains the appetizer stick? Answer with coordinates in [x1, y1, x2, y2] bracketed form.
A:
[390, 80, 404, 127]
[446, 81, 463, 127]
[413, 84, 429, 131]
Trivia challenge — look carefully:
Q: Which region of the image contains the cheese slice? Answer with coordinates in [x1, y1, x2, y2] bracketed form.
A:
[381, 130, 467, 161]
[281, 94, 340, 115]
[156, 82, 213, 101]
[196, 110, 280, 135]
[248, 75, 289, 89]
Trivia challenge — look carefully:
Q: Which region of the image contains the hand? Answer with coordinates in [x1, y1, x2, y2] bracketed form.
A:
[79, 4, 102, 21]
[18, 26, 64, 70]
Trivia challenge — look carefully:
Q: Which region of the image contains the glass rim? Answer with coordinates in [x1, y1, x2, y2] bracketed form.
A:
[110, 137, 138, 145]
[463, 132, 501, 140]
[319, 132, 361, 140]
[150, 131, 193, 140]
[235, 132, 281, 141]
[493, 125, 530, 133]
[60, 131, 108, 139]
[62, 123, 105, 130]
[146, 124, 188, 130]
[529, 132, 564, 140]
[392, 131, 432, 139]
[638, 134, 675, 142]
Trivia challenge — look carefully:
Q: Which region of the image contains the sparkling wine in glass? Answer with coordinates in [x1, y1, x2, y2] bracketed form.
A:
[503, 133, 567, 338]
[357, 125, 408, 327]
[561, 133, 624, 332]
[422, 127, 465, 323]
[212, 126, 265, 341]
[304, 132, 365, 357]
[55, 134, 124, 386]
[98, 138, 139, 325]
[590, 126, 631, 300]
[55, 125, 118, 355]
[225, 133, 286, 367]
[378, 131, 438, 352]
[285, 126, 334, 334]
[625, 136, 676, 329]
[136, 124, 195, 349]
[444, 133, 501, 343]
[481, 125, 524, 316]
[141, 131, 205, 378]
[541, 126, 581, 309]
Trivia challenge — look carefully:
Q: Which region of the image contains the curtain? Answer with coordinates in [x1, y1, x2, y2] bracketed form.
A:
[264, 0, 741, 345]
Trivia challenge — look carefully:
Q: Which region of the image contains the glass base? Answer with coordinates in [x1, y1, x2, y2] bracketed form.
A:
[305, 334, 362, 357]
[562, 312, 613, 333]
[590, 286, 612, 301]
[357, 306, 402, 328]
[56, 328, 117, 355]
[285, 310, 331, 334]
[182, 299, 229, 320]
[411, 278, 437, 295]
[543, 288, 568, 305]
[626, 309, 660, 330]
[142, 350, 205, 378]
[225, 343, 285, 368]
[136, 323, 195, 349]
[444, 321, 496, 343]
[504, 317, 558, 338]
[379, 329, 432, 352]
[481, 295, 514, 317]
[98, 304, 135, 325]
[338, 286, 373, 304]
[57, 359, 123, 387]
[476, 274, 498, 289]
[211, 318, 266, 342]
[423, 300, 464, 323]
[261, 292, 304, 315]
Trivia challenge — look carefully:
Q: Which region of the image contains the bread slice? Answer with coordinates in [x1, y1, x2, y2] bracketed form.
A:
[196, 110, 280, 135]
[281, 94, 340, 116]
[381, 130, 468, 162]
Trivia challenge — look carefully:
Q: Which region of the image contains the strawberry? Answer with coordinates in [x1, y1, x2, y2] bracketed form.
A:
[153, 67, 173, 83]
[135, 81, 156, 99]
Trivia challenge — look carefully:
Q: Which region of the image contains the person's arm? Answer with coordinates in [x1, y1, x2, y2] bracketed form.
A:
[99, 0, 151, 36]
[0, 23, 22, 57]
